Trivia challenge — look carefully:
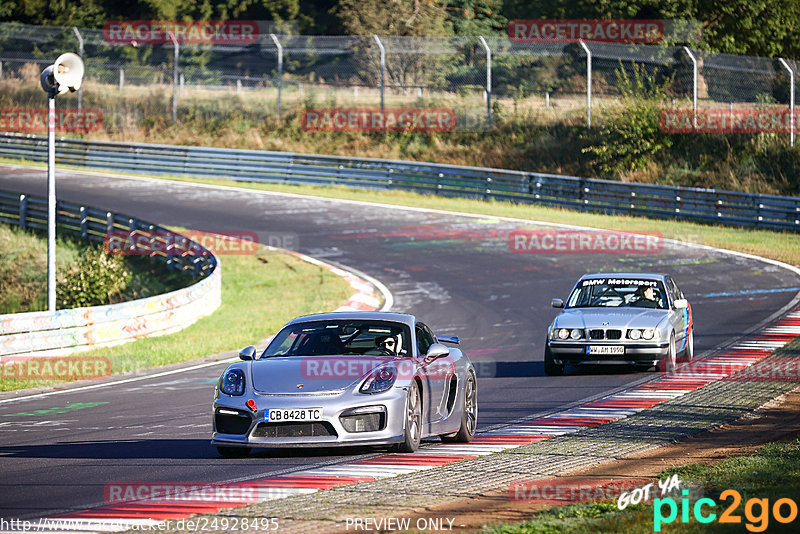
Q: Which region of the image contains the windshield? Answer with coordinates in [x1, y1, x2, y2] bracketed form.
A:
[261, 320, 412, 358]
[566, 278, 667, 309]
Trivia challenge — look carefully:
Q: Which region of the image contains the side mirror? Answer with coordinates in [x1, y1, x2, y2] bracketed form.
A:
[673, 299, 688, 309]
[551, 298, 564, 308]
[239, 346, 256, 360]
[425, 343, 450, 361]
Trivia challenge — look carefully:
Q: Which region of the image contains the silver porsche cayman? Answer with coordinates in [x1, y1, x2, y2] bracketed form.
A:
[545, 273, 693, 375]
[211, 312, 477, 457]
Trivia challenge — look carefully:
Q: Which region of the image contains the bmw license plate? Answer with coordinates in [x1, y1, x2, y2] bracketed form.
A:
[266, 408, 322, 422]
[587, 345, 625, 355]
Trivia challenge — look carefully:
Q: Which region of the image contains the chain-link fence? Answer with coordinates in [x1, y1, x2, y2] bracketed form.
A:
[0, 22, 798, 139]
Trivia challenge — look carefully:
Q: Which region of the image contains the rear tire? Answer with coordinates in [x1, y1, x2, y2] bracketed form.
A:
[216, 446, 250, 458]
[393, 381, 422, 453]
[441, 373, 477, 443]
[544, 345, 565, 376]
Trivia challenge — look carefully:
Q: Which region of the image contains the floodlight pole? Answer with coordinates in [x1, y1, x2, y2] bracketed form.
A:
[47, 88, 57, 312]
[72, 27, 84, 112]
[269, 34, 283, 114]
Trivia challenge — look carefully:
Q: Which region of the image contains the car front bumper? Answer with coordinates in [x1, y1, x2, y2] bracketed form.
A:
[211, 387, 408, 449]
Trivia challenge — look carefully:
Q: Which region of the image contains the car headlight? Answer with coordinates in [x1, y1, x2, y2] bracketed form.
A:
[360, 365, 397, 394]
[569, 329, 583, 340]
[642, 329, 655, 340]
[220, 369, 245, 396]
[628, 329, 642, 340]
[557, 328, 570, 340]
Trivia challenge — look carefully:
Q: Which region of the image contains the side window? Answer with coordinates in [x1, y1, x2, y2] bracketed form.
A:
[416, 323, 435, 356]
[665, 278, 681, 306]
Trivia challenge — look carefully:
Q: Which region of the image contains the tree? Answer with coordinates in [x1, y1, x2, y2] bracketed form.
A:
[338, 0, 452, 36]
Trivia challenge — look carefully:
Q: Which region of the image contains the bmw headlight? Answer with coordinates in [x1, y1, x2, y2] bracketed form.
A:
[628, 329, 642, 340]
[557, 328, 570, 340]
[220, 368, 245, 396]
[360, 365, 397, 394]
[569, 329, 583, 340]
[642, 329, 655, 340]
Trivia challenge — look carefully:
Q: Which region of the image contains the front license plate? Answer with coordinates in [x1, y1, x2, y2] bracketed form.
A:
[587, 345, 625, 355]
[266, 408, 323, 422]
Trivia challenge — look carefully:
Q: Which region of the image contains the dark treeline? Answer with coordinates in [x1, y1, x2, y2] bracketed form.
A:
[1, 1, 798, 59]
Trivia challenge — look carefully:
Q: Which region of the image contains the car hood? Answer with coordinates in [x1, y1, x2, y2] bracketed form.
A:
[554, 307, 667, 330]
[251, 355, 397, 394]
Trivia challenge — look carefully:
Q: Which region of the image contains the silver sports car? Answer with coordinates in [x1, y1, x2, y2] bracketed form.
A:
[545, 273, 693, 375]
[211, 312, 477, 457]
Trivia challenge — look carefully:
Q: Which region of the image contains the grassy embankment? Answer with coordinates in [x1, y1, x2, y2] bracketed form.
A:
[0, 223, 188, 314]
[2, 62, 799, 196]
[482, 438, 800, 533]
[0, 223, 352, 392]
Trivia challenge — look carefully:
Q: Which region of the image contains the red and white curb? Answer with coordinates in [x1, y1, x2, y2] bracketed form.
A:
[285, 250, 388, 312]
[24, 308, 800, 532]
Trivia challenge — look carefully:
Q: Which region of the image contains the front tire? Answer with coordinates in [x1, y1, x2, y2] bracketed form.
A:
[441, 373, 477, 443]
[216, 446, 250, 458]
[658, 333, 677, 373]
[682, 330, 694, 360]
[544, 345, 565, 376]
[393, 381, 422, 453]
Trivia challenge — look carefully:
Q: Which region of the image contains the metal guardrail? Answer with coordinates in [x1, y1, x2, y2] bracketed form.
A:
[1, 132, 799, 231]
[0, 189, 221, 357]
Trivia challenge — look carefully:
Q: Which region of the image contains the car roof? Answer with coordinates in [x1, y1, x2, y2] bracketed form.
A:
[285, 312, 416, 327]
[579, 272, 668, 282]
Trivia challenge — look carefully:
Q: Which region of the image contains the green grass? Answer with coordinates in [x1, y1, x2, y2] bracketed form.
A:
[0, 243, 352, 392]
[0, 223, 189, 313]
[481, 439, 800, 533]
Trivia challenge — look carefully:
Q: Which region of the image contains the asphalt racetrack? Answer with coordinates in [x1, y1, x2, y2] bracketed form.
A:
[1, 164, 799, 520]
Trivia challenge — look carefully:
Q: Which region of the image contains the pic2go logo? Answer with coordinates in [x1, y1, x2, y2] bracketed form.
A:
[654, 489, 799, 532]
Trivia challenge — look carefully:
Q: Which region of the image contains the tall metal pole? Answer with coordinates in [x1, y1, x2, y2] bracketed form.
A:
[779, 58, 795, 147]
[168, 31, 178, 122]
[373, 35, 385, 114]
[47, 90, 57, 312]
[270, 33, 283, 114]
[683, 46, 698, 129]
[578, 40, 591, 129]
[478, 36, 492, 126]
[72, 27, 84, 113]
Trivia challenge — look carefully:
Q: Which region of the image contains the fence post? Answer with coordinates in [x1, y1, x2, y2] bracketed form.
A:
[478, 36, 492, 126]
[19, 194, 27, 230]
[578, 40, 591, 128]
[373, 35, 385, 114]
[80, 206, 88, 239]
[168, 31, 179, 122]
[72, 27, 84, 113]
[119, 69, 124, 91]
[269, 34, 283, 114]
[778, 58, 795, 147]
[683, 46, 698, 129]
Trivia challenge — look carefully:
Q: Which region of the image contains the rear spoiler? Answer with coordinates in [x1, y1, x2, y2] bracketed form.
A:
[436, 335, 459, 345]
